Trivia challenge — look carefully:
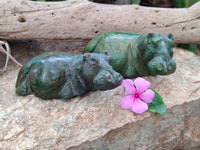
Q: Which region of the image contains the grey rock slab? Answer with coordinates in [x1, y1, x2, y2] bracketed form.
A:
[0, 49, 200, 150]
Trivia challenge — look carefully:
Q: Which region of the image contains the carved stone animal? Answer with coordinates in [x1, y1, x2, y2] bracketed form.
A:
[84, 31, 176, 78]
[16, 52, 123, 99]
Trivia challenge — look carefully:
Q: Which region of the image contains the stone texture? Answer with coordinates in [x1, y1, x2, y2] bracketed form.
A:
[0, 49, 200, 150]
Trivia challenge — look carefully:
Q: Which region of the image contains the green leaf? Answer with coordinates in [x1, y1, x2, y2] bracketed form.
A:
[131, 0, 141, 4]
[172, 0, 200, 8]
[46, 0, 65, 1]
[148, 88, 166, 116]
[177, 44, 197, 54]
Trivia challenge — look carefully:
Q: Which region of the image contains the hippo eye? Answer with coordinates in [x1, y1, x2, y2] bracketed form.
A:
[148, 40, 160, 48]
[152, 40, 161, 46]
[90, 58, 97, 64]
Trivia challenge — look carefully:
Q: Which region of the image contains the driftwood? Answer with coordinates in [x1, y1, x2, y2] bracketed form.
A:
[0, 0, 200, 43]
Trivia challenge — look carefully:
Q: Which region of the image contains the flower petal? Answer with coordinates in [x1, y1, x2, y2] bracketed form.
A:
[120, 95, 134, 110]
[140, 89, 155, 103]
[134, 77, 150, 93]
[131, 98, 148, 114]
[121, 79, 136, 95]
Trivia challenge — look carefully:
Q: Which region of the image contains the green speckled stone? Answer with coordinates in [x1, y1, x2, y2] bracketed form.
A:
[16, 52, 123, 99]
[84, 31, 176, 78]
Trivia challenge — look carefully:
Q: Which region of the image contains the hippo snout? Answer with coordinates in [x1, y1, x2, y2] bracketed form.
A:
[166, 59, 176, 74]
[148, 56, 176, 75]
[93, 70, 123, 91]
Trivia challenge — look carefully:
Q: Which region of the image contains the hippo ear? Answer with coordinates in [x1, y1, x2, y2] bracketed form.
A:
[83, 53, 91, 60]
[103, 51, 109, 55]
[167, 33, 174, 40]
[147, 33, 154, 39]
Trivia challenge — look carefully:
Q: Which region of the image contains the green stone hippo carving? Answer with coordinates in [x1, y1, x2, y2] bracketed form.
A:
[84, 31, 176, 78]
[16, 52, 123, 99]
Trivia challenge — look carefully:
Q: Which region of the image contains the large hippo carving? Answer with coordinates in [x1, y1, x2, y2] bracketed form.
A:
[84, 31, 176, 78]
[16, 52, 123, 99]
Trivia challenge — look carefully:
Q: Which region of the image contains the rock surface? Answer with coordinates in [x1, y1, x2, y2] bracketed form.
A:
[0, 49, 200, 150]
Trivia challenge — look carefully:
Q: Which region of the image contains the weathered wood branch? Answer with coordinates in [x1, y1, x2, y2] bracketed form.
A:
[0, 0, 200, 43]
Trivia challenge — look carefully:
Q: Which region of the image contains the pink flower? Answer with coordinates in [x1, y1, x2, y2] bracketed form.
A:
[120, 77, 155, 114]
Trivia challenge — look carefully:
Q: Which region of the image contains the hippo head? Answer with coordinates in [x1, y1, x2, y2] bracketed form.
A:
[140, 33, 176, 75]
[82, 52, 123, 91]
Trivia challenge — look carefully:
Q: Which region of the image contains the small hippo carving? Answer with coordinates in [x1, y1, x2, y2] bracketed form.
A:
[16, 52, 123, 99]
[84, 31, 176, 78]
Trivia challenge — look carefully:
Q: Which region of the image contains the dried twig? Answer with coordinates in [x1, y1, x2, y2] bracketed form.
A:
[0, 41, 22, 72]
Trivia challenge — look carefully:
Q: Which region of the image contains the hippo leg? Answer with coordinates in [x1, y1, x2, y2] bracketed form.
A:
[59, 72, 88, 99]
[28, 66, 65, 99]
[58, 81, 75, 99]
[16, 70, 32, 96]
